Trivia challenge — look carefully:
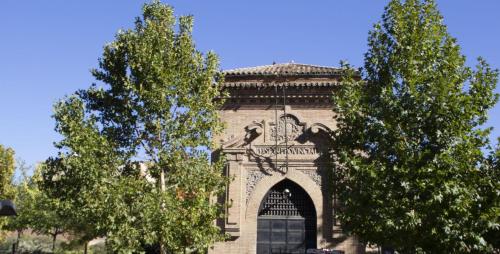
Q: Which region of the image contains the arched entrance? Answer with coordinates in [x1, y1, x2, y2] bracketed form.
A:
[257, 179, 317, 254]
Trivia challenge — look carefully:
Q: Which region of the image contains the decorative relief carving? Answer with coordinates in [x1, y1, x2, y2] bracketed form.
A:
[245, 120, 264, 135]
[269, 114, 306, 142]
[309, 123, 332, 135]
[300, 170, 322, 187]
[222, 121, 264, 149]
[246, 170, 266, 203]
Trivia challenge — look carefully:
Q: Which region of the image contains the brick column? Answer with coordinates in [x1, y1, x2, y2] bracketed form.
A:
[223, 148, 245, 237]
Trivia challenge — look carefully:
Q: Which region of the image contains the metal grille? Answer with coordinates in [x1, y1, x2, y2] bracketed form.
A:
[258, 180, 315, 218]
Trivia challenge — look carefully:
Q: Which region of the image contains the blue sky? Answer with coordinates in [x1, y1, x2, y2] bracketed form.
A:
[1, 1, 499, 167]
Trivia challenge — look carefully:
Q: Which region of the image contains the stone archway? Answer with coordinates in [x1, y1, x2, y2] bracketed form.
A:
[245, 170, 324, 253]
[257, 179, 316, 254]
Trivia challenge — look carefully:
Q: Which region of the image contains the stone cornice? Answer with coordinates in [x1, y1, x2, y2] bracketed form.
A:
[222, 81, 339, 88]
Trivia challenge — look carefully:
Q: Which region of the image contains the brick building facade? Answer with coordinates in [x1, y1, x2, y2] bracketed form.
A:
[210, 63, 365, 254]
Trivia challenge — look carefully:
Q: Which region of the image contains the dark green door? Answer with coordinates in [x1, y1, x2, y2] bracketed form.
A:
[257, 180, 316, 254]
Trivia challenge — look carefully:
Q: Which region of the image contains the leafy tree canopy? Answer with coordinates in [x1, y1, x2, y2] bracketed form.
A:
[0, 144, 16, 241]
[483, 140, 500, 250]
[0, 145, 15, 200]
[41, 1, 226, 253]
[5, 165, 67, 253]
[333, 0, 499, 252]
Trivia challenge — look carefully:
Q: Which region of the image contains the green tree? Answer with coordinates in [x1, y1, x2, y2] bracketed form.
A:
[30, 167, 67, 253]
[332, 0, 499, 252]
[40, 1, 226, 253]
[0, 145, 16, 241]
[6, 164, 67, 253]
[4, 161, 34, 253]
[483, 140, 500, 249]
[0, 145, 15, 200]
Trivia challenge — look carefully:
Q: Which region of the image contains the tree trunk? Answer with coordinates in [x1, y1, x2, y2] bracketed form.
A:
[159, 168, 166, 254]
[13, 230, 21, 254]
[51, 233, 57, 253]
[84, 242, 88, 254]
[104, 237, 108, 254]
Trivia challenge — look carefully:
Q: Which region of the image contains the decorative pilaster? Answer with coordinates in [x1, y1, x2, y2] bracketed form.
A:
[223, 148, 245, 237]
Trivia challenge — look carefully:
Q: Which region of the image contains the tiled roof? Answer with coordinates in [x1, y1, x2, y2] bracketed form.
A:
[223, 62, 342, 77]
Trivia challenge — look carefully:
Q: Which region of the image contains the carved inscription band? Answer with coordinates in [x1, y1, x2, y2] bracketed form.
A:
[253, 145, 319, 156]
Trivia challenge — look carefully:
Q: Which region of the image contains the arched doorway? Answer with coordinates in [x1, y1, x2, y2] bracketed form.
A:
[257, 179, 317, 254]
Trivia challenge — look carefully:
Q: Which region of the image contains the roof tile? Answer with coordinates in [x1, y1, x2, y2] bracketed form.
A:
[223, 62, 341, 76]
